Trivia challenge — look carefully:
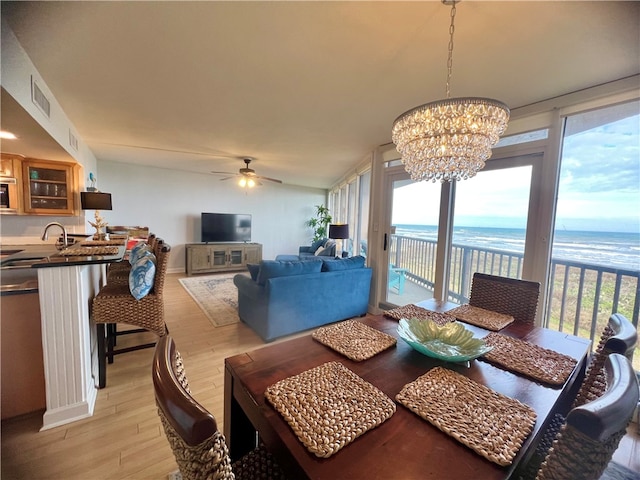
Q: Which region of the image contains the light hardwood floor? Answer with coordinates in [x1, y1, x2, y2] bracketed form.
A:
[2, 272, 638, 479]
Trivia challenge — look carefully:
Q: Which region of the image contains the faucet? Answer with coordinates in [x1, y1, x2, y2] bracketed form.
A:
[42, 222, 68, 248]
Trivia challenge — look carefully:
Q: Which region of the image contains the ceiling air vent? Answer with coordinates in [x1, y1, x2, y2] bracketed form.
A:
[31, 76, 51, 118]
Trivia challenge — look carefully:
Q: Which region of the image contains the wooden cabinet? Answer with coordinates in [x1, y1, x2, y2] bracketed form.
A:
[0, 153, 21, 214]
[22, 159, 77, 215]
[1, 292, 46, 419]
[186, 243, 263, 275]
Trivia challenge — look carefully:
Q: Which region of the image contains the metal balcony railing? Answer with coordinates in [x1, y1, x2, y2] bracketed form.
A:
[389, 234, 640, 369]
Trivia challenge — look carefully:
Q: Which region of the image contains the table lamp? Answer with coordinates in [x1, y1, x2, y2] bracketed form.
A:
[329, 224, 349, 258]
[81, 191, 112, 240]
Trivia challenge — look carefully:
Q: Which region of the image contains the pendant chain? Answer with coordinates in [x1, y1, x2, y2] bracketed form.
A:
[445, 3, 457, 99]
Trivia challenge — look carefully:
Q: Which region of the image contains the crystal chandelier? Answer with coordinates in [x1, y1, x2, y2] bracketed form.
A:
[392, 1, 510, 183]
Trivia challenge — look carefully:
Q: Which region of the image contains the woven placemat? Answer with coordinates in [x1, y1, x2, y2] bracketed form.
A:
[448, 304, 514, 331]
[396, 367, 536, 467]
[312, 320, 397, 361]
[80, 239, 126, 246]
[58, 246, 120, 256]
[384, 304, 455, 326]
[481, 332, 577, 386]
[265, 361, 396, 458]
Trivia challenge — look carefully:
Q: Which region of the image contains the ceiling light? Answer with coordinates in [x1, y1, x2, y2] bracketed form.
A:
[391, 0, 510, 183]
[238, 177, 256, 188]
[0, 131, 17, 140]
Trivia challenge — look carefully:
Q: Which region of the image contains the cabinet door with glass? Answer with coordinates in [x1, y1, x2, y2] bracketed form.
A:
[22, 159, 76, 215]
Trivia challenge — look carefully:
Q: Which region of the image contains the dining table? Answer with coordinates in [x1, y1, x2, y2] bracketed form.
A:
[223, 299, 591, 479]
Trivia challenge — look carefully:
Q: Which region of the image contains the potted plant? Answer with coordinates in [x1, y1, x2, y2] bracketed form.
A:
[305, 205, 332, 241]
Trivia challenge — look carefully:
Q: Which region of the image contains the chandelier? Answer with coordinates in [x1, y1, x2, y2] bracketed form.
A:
[391, 1, 510, 183]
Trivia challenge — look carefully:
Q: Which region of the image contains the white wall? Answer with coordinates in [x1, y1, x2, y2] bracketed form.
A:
[1, 19, 98, 183]
[98, 160, 327, 272]
[1, 19, 98, 243]
[1, 20, 329, 266]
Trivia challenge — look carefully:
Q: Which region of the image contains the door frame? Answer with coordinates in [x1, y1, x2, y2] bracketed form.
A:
[372, 145, 548, 321]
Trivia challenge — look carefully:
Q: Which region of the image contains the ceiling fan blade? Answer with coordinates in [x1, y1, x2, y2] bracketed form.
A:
[210, 170, 237, 175]
[255, 175, 283, 184]
[218, 176, 236, 181]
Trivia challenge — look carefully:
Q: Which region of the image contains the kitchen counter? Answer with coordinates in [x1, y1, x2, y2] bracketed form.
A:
[0, 238, 127, 429]
[0, 241, 126, 295]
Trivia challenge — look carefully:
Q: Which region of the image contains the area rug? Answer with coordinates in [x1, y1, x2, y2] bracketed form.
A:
[178, 273, 244, 327]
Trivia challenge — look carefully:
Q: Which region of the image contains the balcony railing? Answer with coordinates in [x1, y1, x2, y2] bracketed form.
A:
[389, 234, 640, 369]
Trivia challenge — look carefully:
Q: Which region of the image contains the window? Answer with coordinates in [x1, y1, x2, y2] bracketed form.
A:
[547, 100, 639, 369]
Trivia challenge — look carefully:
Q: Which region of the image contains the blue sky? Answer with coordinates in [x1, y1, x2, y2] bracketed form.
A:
[393, 105, 640, 234]
[554, 112, 639, 233]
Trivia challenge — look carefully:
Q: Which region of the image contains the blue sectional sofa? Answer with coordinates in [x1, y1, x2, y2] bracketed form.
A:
[234, 256, 371, 342]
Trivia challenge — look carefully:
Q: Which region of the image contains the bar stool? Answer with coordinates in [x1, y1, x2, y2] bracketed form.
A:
[92, 241, 171, 388]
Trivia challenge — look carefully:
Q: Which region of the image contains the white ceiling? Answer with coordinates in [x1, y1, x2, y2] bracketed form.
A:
[1, 1, 639, 189]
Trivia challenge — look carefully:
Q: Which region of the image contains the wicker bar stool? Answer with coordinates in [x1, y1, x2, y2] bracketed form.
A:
[535, 354, 638, 480]
[469, 272, 540, 324]
[152, 335, 287, 480]
[106, 233, 157, 285]
[92, 241, 171, 388]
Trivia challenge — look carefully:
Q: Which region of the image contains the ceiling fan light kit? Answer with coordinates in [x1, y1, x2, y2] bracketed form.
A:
[392, 0, 510, 183]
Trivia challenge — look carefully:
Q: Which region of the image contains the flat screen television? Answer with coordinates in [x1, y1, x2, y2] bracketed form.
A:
[201, 213, 252, 243]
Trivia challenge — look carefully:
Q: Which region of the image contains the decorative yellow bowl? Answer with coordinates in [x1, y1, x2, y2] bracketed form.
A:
[397, 317, 493, 363]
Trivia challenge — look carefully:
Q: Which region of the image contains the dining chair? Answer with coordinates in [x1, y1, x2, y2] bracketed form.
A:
[572, 312, 638, 408]
[468, 272, 540, 324]
[519, 313, 639, 480]
[152, 335, 287, 480]
[534, 354, 639, 480]
[92, 241, 171, 388]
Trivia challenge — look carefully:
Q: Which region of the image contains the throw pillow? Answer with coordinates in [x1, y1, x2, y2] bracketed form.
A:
[132, 248, 156, 266]
[321, 255, 366, 271]
[257, 259, 323, 285]
[317, 246, 333, 256]
[314, 246, 325, 256]
[310, 238, 326, 253]
[129, 241, 150, 265]
[129, 256, 156, 300]
[247, 263, 260, 281]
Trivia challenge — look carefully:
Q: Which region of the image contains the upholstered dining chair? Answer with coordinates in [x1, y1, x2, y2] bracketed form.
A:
[92, 241, 171, 388]
[468, 272, 540, 324]
[534, 354, 639, 480]
[152, 335, 287, 480]
[519, 313, 638, 480]
[572, 312, 638, 408]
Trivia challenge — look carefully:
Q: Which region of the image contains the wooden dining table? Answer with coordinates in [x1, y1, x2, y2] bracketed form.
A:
[224, 301, 591, 479]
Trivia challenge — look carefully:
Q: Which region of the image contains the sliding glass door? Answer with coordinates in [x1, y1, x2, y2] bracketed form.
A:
[447, 159, 538, 303]
[385, 174, 440, 306]
[380, 154, 542, 311]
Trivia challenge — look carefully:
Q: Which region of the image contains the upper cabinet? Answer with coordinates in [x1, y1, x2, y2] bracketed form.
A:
[0, 154, 21, 213]
[21, 159, 78, 215]
[2, 153, 79, 216]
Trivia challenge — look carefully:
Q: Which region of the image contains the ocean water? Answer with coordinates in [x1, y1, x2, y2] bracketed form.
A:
[393, 225, 640, 272]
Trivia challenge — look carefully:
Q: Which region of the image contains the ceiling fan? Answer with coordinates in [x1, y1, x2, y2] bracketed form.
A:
[211, 158, 283, 186]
